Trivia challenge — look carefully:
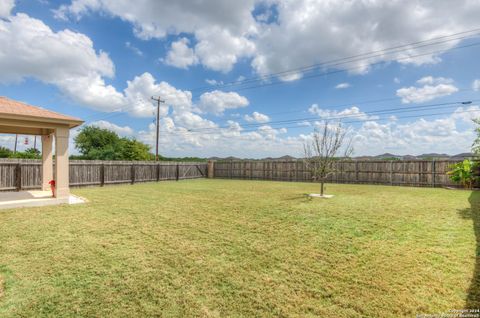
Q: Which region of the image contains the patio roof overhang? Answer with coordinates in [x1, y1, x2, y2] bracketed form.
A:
[0, 96, 83, 135]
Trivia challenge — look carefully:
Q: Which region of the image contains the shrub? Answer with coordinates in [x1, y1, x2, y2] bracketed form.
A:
[447, 159, 477, 189]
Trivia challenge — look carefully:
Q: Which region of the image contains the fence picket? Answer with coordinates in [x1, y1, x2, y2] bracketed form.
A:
[0, 160, 207, 190]
[213, 159, 465, 188]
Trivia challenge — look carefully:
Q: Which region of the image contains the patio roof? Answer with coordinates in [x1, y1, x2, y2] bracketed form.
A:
[0, 96, 83, 129]
[0, 96, 84, 201]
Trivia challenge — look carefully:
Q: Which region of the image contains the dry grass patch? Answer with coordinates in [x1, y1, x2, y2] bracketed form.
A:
[0, 179, 478, 317]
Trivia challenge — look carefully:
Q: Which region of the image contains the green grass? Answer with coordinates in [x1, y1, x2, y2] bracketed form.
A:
[0, 179, 478, 317]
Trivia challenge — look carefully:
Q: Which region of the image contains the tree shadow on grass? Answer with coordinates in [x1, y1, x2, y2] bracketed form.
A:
[458, 190, 480, 309]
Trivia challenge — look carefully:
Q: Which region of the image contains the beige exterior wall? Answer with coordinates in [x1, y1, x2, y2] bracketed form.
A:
[0, 117, 79, 198]
[54, 127, 70, 198]
[41, 134, 53, 191]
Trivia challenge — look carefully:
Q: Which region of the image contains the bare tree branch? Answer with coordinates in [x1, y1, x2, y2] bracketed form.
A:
[303, 121, 354, 196]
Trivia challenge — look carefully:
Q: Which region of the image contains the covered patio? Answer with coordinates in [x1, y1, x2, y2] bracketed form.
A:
[0, 96, 84, 209]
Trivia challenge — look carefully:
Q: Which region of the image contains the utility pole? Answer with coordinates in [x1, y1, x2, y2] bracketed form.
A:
[14, 134, 18, 154]
[151, 96, 165, 161]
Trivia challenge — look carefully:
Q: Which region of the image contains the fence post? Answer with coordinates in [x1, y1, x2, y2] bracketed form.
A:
[418, 162, 422, 186]
[294, 161, 298, 182]
[176, 163, 180, 181]
[390, 161, 393, 186]
[100, 164, 105, 187]
[432, 160, 436, 187]
[207, 161, 215, 178]
[156, 163, 160, 182]
[15, 163, 22, 191]
[131, 163, 135, 184]
[355, 161, 359, 183]
[336, 162, 340, 184]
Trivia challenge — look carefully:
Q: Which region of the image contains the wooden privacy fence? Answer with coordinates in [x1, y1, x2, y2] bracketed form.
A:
[0, 159, 207, 191]
[213, 160, 466, 188]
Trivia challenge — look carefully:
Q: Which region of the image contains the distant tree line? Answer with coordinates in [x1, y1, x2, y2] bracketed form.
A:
[0, 146, 41, 159]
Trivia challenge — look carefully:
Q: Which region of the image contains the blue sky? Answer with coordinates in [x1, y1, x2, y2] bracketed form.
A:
[1, 0, 480, 158]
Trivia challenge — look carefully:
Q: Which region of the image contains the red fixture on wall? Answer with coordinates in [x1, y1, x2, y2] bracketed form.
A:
[48, 180, 55, 197]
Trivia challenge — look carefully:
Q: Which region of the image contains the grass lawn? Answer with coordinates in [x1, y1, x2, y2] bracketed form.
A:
[0, 179, 479, 317]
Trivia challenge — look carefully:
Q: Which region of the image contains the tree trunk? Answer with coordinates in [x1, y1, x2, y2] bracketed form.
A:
[320, 181, 324, 196]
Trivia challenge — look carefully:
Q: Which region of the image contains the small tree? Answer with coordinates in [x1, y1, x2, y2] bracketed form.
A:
[120, 138, 151, 161]
[303, 121, 353, 197]
[74, 126, 151, 160]
[447, 160, 477, 189]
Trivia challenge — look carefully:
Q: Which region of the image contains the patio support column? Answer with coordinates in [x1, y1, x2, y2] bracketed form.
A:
[54, 127, 70, 199]
[41, 134, 53, 191]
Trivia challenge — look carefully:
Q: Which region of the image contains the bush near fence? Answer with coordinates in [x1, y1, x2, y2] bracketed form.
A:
[0, 159, 207, 191]
[213, 160, 468, 188]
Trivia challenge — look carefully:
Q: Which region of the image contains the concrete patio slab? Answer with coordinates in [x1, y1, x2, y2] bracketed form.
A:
[0, 191, 85, 210]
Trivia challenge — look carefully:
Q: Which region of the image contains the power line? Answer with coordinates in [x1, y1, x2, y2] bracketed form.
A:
[190, 28, 480, 92]
[236, 88, 473, 116]
[154, 100, 479, 137]
[81, 34, 480, 126]
[228, 41, 480, 93]
[149, 108, 480, 147]
[169, 99, 479, 134]
[81, 88, 478, 140]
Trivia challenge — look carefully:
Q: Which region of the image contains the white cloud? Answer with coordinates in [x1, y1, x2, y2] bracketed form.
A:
[257, 125, 287, 139]
[0, 12, 247, 120]
[205, 79, 223, 86]
[308, 104, 378, 121]
[393, 77, 401, 84]
[56, 0, 257, 73]
[172, 112, 218, 130]
[0, 0, 14, 17]
[125, 41, 143, 56]
[252, 1, 480, 79]
[416, 76, 453, 85]
[198, 90, 249, 115]
[452, 105, 480, 123]
[472, 79, 480, 91]
[193, 26, 256, 72]
[0, 13, 123, 111]
[396, 77, 458, 103]
[244, 111, 270, 123]
[90, 120, 134, 136]
[55, 1, 480, 79]
[164, 38, 198, 69]
[122, 72, 193, 117]
[335, 82, 350, 89]
[352, 107, 479, 156]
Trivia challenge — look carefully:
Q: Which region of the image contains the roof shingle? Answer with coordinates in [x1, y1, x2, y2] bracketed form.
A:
[0, 96, 83, 125]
